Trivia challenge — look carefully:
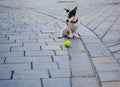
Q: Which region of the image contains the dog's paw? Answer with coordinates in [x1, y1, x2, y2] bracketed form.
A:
[58, 36, 63, 39]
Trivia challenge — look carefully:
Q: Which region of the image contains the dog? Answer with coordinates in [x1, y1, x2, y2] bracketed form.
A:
[58, 6, 79, 39]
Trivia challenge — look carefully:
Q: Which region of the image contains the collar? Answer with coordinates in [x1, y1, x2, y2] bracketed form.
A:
[71, 18, 78, 24]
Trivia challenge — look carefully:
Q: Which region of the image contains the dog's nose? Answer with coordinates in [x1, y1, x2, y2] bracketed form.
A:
[66, 19, 69, 23]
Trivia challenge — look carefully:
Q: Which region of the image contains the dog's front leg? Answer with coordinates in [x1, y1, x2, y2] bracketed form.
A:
[58, 27, 64, 39]
[73, 32, 80, 38]
[67, 30, 73, 38]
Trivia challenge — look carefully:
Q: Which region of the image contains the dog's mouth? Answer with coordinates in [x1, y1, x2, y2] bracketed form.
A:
[71, 18, 78, 24]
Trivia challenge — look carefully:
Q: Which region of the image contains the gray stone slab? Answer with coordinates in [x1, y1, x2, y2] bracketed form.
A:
[94, 24, 112, 38]
[95, 63, 120, 72]
[0, 57, 5, 64]
[13, 70, 49, 79]
[23, 42, 46, 47]
[33, 62, 58, 70]
[92, 57, 117, 64]
[0, 43, 22, 48]
[38, 39, 54, 42]
[11, 46, 41, 51]
[43, 78, 70, 87]
[0, 52, 24, 57]
[69, 39, 94, 77]
[0, 70, 11, 80]
[82, 38, 101, 44]
[102, 33, 120, 43]
[41, 46, 61, 50]
[55, 50, 69, 56]
[16, 39, 37, 43]
[50, 69, 70, 78]
[53, 56, 69, 63]
[0, 79, 41, 87]
[72, 77, 100, 87]
[98, 71, 120, 81]
[102, 81, 120, 87]
[113, 53, 120, 59]
[85, 43, 111, 57]
[0, 47, 10, 52]
[9, 35, 29, 40]
[108, 45, 120, 52]
[0, 39, 15, 44]
[57, 62, 70, 69]
[25, 51, 55, 56]
[47, 41, 64, 46]
[5, 56, 52, 63]
[0, 63, 31, 71]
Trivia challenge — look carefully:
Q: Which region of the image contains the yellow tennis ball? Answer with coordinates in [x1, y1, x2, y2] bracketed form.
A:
[64, 40, 71, 48]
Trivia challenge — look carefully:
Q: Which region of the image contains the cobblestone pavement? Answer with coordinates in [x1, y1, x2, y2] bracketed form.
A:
[0, 0, 120, 87]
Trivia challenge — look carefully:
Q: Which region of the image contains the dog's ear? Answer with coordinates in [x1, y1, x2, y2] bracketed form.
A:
[64, 8, 70, 13]
[72, 6, 77, 13]
[68, 6, 77, 18]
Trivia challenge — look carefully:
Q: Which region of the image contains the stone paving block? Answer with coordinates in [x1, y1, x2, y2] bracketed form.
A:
[0, 70, 11, 80]
[41, 46, 61, 50]
[16, 39, 37, 43]
[85, 43, 111, 57]
[5, 56, 52, 63]
[57, 62, 70, 69]
[102, 81, 120, 87]
[82, 37, 101, 43]
[0, 39, 15, 44]
[25, 51, 55, 56]
[94, 22, 113, 38]
[9, 35, 29, 40]
[50, 69, 70, 78]
[42, 78, 70, 87]
[77, 25, 97, 38]
[53, 56, 69, 63]
[20, 32, 37, 36]
[30, 36, 50, 39]
[0, 47, 10, 52]
[87, 17, 106, 30]
[38, 38, 54, 42]
[0, 43, 22, 48]
[13, 70, 49, 79]
[102, 33, 120, 43]
[0, 57, 5, 64]
[23, 42, 46, 47]
[72, 77, 100, 87]
[0, 63, 31, 71]
[55, 50, 69, 56]
[95, 63, 120, 72]
[92, 57, 117, 64]
[54, 38, 65, 42]
[33, 62, 58, 70]
[0, 52, 24, 57]
[0, 34, 5, 38]
[108, 45, 120, 52]
[0, 79, 41, 87]
[47, 41, 63, 46]
[113, 53, 120, 59]
[69, 43, 94, 77]
[11, 46, 41, 51]
[98, 71, 120, 81]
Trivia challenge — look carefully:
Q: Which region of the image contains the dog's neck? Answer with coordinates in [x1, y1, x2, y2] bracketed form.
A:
[71, 18, 78, 24]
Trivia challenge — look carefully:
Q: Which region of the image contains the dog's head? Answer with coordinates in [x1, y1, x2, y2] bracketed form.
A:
[64, 6, 78, 25]
[64, 6, 77, 19]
